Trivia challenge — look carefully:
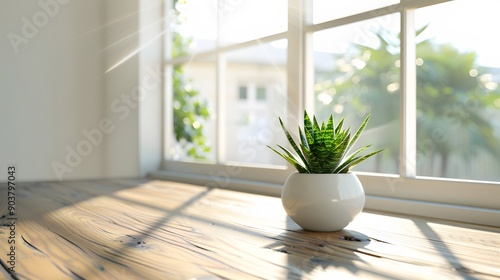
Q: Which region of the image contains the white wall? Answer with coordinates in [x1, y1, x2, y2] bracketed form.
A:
[0, 0, 163, 182]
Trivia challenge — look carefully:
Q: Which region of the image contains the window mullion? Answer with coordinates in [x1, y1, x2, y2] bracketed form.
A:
[216, 53, 226, 163]
[303, 0, 314, 114]
[215, 0, 224, 163]
[287, 0, 305, 122]
[163, 0, 174, 162]
[400, 8, 417, 178]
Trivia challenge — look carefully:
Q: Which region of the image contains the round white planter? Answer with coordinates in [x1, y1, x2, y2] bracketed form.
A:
[281, 172, 365, 232]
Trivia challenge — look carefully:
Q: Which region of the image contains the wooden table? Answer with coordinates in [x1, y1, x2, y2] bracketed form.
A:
[1, 179, 499, 279]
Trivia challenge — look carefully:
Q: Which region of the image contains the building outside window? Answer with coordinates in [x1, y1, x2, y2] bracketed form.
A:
[256, 86, 267, 101]
[238, 86, 248, 101]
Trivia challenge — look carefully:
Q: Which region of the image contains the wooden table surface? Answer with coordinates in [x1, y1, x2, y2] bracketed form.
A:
[0, 179, 499, 280]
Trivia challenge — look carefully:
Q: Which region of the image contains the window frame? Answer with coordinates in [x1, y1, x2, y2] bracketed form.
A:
[158, 0, 500, 227]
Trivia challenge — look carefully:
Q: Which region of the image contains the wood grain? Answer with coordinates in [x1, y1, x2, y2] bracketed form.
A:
[0, 179, 499, 279]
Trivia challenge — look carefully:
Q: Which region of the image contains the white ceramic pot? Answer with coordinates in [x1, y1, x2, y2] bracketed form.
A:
[281, 172, 365, 231]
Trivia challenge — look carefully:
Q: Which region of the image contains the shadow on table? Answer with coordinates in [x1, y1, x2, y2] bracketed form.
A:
[266, 217, 404, 279]
[0, 179, 150, 221]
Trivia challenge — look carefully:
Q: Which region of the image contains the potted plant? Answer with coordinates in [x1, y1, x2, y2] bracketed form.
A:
[268, 111, 383, 231]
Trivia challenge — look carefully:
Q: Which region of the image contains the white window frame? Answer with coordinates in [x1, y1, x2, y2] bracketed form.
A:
[155, 0, 500, 227]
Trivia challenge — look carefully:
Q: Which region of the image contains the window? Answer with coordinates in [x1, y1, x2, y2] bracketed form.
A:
[165, 0, 287, 168]
[238, 86, 248, 100]
[256, 86, 267, 101]
[162, 0, 500, 226]
[415, 1, 500, 182]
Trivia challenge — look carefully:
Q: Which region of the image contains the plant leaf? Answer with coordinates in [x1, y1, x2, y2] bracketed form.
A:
[345, 114, 370, 156]
[279, 117, 310, 171]
[335, 117, 345, 135]
[330, 131, 351, 170]
[323, 115, 334, 147]
[334, 145, 371, 173]
[299, 142, 312, 167]
[267, 145, 308, 173]
[298, 126, 309, 150]
[276, 144, 306, 167]
[336, 149, 384, 173]
[304, 111, 314, 145]
[312, 116, 323, 144]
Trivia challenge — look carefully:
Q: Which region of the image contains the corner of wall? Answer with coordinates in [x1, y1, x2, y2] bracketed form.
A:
[103, 0, 163, 179]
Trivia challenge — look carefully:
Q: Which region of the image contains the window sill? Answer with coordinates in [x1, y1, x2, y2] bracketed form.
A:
[151, 169, 500, 227]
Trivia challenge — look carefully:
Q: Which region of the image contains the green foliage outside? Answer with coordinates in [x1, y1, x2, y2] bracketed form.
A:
[315, 28, 500, 177]
[171, 0, 211, 159]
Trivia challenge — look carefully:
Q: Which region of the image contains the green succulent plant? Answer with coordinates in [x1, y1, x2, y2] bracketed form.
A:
[268, 111, 383, 174]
